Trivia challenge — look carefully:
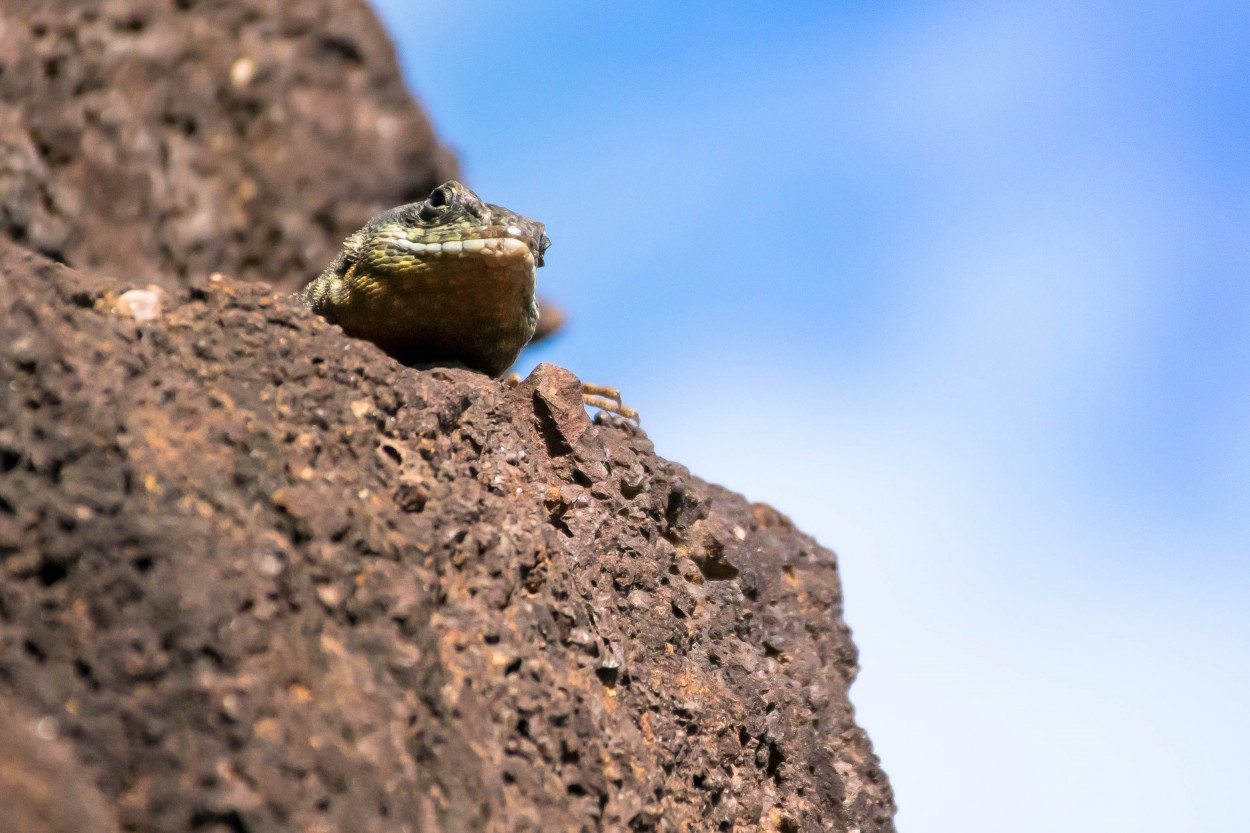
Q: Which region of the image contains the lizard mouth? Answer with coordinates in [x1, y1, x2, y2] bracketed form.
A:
[388, 228, 538, 267]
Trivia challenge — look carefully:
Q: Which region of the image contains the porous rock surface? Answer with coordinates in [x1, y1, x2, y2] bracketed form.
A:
[0, 700, 117, 833]
[0, 0, 456, 288]
[0, 1, 896, 831]
[0, 242, 895, 832]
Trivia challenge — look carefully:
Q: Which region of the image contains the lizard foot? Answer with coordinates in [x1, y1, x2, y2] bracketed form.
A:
[581, 382, 640, 425]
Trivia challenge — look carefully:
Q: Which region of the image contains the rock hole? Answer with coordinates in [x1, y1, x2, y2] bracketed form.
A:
[190, 809, 249, 833]
[38, 557, 68, 586]
[630, 811, 659, 832]
[763, 642, 788, 663]
[112, 14, 148, 33]
[546, 510, 573, 538]
[394, 482, 428, 513]
[766, 741, 785, 783]
[23, 639, 46, 662]
[693, 551, 738, 581]
[664, 479, 686, 525]
[594, 666, 619, 687]
[504, 657, 522, 676]
[318, 34, 364, 64]
[73, 659, 98, 689]
[692, 538, 738, 581]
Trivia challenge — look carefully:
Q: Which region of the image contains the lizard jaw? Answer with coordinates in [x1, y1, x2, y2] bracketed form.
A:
[389, 235, 534, 266]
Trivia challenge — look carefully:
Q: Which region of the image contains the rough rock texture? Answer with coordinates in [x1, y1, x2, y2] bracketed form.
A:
[0, 243, 894, 831]
[0, 0, 456, 289]
[0, 701, 118, 833]
[0, 1, 896, 831]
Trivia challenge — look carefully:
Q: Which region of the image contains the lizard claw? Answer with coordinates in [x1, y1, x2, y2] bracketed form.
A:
[582, 382, 640, 424]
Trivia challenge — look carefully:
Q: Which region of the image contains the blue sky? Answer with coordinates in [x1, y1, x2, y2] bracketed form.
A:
[370, 2, 1249, 830]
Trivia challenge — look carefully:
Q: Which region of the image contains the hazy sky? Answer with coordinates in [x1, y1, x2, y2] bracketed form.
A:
[370, 3, 1249, 830]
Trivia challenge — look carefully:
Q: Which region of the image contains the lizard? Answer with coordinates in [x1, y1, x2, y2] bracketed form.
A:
[296, 181, 637, 422]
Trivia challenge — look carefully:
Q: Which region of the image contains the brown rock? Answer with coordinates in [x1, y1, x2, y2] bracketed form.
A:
[0, 702, 118, 833]
[0, 1, 895, 830]
[0, 235, 895, 832]
[0, 0, 456, 289]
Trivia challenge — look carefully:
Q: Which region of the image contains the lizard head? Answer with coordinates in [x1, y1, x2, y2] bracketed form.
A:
[364, 180, 551, 269]
[304, 181, 549, 377]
